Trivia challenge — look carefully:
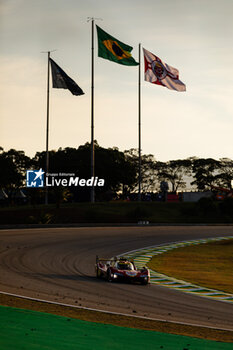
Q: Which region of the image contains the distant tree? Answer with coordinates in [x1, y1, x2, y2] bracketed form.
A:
[0, 148, 31, 189]
[124, 149, 158, 193]
[191, 158, 221, 191]
[216, 158, 233, 189]
[4, 142, 233, 204]
[33, 142, 137, 201]
[156, 159, 192, 192]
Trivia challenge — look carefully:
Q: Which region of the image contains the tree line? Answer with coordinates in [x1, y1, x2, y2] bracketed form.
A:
[1, 143, 233, 203]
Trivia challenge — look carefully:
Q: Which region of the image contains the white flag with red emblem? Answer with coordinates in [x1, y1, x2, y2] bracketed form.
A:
[143, 48, 186, 92]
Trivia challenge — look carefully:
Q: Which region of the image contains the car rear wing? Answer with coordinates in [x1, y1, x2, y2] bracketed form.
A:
[96, 255, 135, 265]
[96, 255, 117, 264]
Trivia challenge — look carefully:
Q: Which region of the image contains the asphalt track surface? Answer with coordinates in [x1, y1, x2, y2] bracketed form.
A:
[0, 226, 233, 330]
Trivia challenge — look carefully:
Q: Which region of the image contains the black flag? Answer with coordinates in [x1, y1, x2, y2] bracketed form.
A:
[50, 58, 84, 96]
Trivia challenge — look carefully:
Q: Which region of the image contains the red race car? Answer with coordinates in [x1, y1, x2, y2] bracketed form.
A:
[95, 256, 150, 285]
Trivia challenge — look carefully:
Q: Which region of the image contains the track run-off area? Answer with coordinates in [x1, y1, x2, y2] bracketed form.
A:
[0, 225, 233, 333]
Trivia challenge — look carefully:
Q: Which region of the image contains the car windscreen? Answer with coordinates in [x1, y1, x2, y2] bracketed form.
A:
[117, 262, 133, 270]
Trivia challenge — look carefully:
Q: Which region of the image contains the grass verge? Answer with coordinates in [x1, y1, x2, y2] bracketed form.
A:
[1, 304, 233, 350]
[0, 294, 232, 343]
[148, 239, 233, 294]
[0, 200, 233, 224]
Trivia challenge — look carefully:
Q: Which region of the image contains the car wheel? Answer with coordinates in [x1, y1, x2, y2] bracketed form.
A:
[107, 269, 112, 282]
[141, 277, 148, 285]
[96, 267, 101, 278]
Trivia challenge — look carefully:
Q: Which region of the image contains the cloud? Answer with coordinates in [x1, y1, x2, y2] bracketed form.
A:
[1, 0, 233, 161]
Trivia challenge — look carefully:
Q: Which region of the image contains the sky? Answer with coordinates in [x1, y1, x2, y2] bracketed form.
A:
[1, 0, 233, 161]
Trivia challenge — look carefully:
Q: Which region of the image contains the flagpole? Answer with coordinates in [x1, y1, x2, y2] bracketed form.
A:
[41, 50, 56, 205]
[45, 51, 50, 205]
[87, 17, 102, 203]
[91, 18, 95, 203]
[138, 43, 142, 201]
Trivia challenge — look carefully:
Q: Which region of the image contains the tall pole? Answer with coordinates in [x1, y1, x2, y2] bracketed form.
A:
[88, 17, 102, 202]
[45, 51, 50, 205]
[91, 18, 95, 203]
[138, 43, 142, 201]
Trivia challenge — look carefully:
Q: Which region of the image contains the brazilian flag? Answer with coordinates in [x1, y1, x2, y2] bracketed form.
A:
[96, 25, 139, 66]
